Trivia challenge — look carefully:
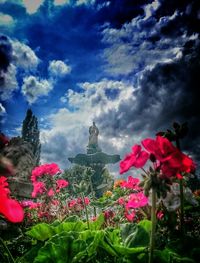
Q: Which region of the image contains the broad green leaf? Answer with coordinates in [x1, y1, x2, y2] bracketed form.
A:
[112, 245, 146, 256]
[26, 223, 55, 241]
[89, 213, 105, 230]
[154, 248, 195, 263]
[138, 219, 152, 233]
[120, 223, 150, 248]
[33, 232, 75, 263]
[55, 221, 87, 234]
[64, 215, 80, 222]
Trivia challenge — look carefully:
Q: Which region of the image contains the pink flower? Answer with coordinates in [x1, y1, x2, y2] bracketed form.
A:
[118, 197, 125, 205]
[68, 199, 77, 208]
[56, 179, 69, 192]
[32, 181, 46, 198]
[51, 199, 59, 206]
[31, 163, 61, 182]
[47, 188, 55, 197]
[84, 197, 90, 205]
[125, 210, 135, 222]
[28, 202, 42, 209]
[120, 145, 149, 174]
[120, 176, 141, 190]
[157, 211, 164, 220]
[103, 210, 115, 220]
[20, 200, 35, 208]
[126, 192, 148, 209]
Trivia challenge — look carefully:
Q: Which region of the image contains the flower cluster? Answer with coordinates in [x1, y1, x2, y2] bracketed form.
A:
[142, 136, 195, 179]
[31, 163, 68, 198]
[31, 163, 61, 182]
[0, 176, 24, 223]
[120, 136, 195, 179]
[68, 197, 90, 210]
[116, 176, 148, 222]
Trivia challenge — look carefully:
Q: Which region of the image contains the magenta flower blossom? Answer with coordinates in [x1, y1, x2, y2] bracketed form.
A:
[32, 181, 46, 198]
[120, 145, 149, 174]
[47, 188, 55, 197]
[0, 176, 24, 223]
[125, 210, 135, 222]
[31, 163, 61, 182]
[118, 197, 125, 205]
[142, 136, 195, 178]
[126, 192, 148, 209]
[120, 176, 141, 190]
[56, 179, 69, 192]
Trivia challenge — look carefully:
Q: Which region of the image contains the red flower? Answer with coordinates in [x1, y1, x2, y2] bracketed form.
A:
[0, 176, 24, 223]
[120, 176, 141, 190]
[142, 136, 176, 162]
[118, 197, 125, 205]
[103, 210, 115, 220]
[120, 145, 149, 174]
[56, 179, 69, 192]
[47, 188, 55, 197]
[142, 136, 195, 178]
[32, 181, 46, 198]
[31, 163, 61, 182]
[126, 192, 148, 209]
[125, 210, 135, 222]
[0, 197, 24, 223]
[161, 151, 195, 178]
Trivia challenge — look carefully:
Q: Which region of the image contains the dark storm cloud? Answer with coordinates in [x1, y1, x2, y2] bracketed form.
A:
[97, 39, 200, 161]
[95, 0, 148, 28]
[0, 35, 12, 73]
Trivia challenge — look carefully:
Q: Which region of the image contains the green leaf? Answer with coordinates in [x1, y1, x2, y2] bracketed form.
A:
[120, 223, 150, 248]
[26, 223, 55, 241]
[33, 233, 75, 263]
[89, 213, 105, 230]
[64, 215, 80, 222]
[138, 220, 152, 233]
[154, 248, 195, 263]
[55, 221, 87, 234]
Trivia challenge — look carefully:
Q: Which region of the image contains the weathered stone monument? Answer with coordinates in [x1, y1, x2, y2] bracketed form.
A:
[68, 122, 120, 197]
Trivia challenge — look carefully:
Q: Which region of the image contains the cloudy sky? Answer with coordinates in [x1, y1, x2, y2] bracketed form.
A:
[0, 0, 200, 177]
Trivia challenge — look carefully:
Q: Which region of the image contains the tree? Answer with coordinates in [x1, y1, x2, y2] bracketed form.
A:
[21, 109, 41, 165]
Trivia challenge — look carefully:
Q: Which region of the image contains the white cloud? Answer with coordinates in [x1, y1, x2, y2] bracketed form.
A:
[53, 0, 96, 7]
[0, 13, 15, 26]
[53, 0, 70, 6]
[76, 0, 95, 6]
[22, 76, 52, 104]
[22, 0, 44, 14]
[48, 60, 71, 77]
[143, 0, 161, 20]
[40, 79, 135, 172]
[0, 64, 18, 100]
[0, 103, 6, 115]
[12, 40, 39, 70]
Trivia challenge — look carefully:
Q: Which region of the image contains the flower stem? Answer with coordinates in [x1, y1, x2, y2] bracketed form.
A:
[175, 138, 184, 237]
[0, 237, 15, 263]
[179, 179, 184, 236]
[149, 187, 157, 263]
[81, 193, 90, 229]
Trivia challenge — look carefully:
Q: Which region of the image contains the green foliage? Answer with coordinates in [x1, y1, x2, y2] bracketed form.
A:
[17, 219, 153, 263]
